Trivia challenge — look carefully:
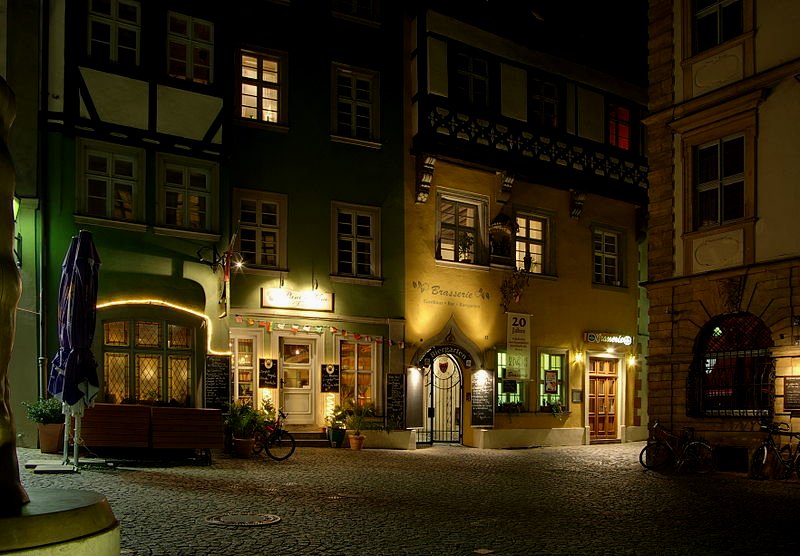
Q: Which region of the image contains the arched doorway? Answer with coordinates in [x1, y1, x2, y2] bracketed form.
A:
[421, 353, 463, 443]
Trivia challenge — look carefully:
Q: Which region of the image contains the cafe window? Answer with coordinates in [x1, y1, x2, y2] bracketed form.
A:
[102, 318, 194, 405]
[496, 351, 528, 412]
[339, 340, 374, 408]
[539, 350, 567, 411]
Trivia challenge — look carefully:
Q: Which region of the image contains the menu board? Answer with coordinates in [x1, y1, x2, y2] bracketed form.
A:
[259, 358, 278, 388]
[386, 374, 404, 428]
[471, 371, 494, 428]
[321, 364, 340, 393]
[785, 377, 800, 410]
[205, 355, 231, 410]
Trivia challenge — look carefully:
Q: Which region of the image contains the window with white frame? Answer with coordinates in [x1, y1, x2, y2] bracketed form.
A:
[539, 350, 567, 411]
[453, 52, 489, 109]
[496, 351, 528, 411]
[332, 202, 380, 279]
[437, 190, 487, 265]
[515, 213, 549, 274]
[339, 339, 375, 408]
[167, 12, 213, 84]
[693, 0, 743, 54]
[102, 318, 195, 406]
[157, 154, 218, 232]
[592, 228, 622, 286]
[333, 64, 379, 142]
[88, 0, 141, 67]
[235, 189, 287, 269]
[77, 139, 145, 223]
[239, 49, 286, 124]
[693, 134, 744, 229]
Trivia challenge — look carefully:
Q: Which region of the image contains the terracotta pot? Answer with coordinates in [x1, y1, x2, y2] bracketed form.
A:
[232, 437, 255, 458]
[38, 423, 65, 454]
[348, 434, 365, 450]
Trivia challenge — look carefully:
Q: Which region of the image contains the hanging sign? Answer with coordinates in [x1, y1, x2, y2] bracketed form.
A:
[261, 287, 334, 311]
[259, 358, 278, 388]
[321, 364, 340, 393]
[506, 312, 530, 380]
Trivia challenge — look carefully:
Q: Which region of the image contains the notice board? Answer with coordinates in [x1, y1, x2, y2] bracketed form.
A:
[470, 371, 494, 428]
[205, 355, 231, 410]
[785, 377, 800, 411]
[386, 374, 405, 428]
[259, 358, 278, 388]
[321, 364, 340, 393]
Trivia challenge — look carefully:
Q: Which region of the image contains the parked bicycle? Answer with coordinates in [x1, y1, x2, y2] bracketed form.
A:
[749, 420, 800, 480]
[253, 408, 296, 461]
[639, 419, 714, 473]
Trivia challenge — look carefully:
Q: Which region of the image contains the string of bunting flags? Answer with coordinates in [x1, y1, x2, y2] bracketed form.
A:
[233, 314, 405, 347]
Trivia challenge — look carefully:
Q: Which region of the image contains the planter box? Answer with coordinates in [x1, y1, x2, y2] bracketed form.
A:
[361, 430, 416, 450]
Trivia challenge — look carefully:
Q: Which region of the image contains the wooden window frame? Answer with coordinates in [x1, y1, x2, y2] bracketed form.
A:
[591, 226, 624, 288]
[331, 63, 380, 147]
[435, 188, 489, 267]
[514, 211, 554, 276]
[87, 0, 141, 67]
[155, 153, 219, 236]
[166, 11, 214, 85]
[331, 201, 381, 282]
[234, 188, 288, 272]
[238, 48, 288, 127]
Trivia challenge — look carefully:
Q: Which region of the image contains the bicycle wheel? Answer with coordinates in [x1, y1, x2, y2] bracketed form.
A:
[777, 444, 794, 480]
[639, 441, 672, 470]
[749, 443, 769, 479]
[681, 441, 714, 474]
[265, 430, 296, 461]
[252, 430, 266, 455]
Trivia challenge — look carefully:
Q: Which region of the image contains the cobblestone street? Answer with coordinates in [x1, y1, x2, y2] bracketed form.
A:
[16, 442, 800, 555]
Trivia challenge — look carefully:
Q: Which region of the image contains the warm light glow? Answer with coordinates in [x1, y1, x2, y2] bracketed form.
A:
[407, 366, 422, 388]
[324, 393, 336, 424]
[606, 347, 616, 354]
[628, 355, 637, 366]
[96, 298, 231, 355]
[473, 369, 491, 387]
[574, 351, 584, 363]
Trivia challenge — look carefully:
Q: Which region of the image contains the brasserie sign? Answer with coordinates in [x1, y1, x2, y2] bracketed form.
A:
[584, 332, 633, 346]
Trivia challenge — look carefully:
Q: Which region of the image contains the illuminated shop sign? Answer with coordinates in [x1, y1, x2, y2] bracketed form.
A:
[584, 332, 633, 346]
[261, 287, 334, 311]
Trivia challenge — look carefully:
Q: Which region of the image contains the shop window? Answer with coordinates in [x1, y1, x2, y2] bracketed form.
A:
[102, 319, 194, 405]
[339, 340, 374, 408]
[539, 350, 567, 411]
[156, 154, 218, 234]
[332, 64, 380, 144]
[693, 134, 745, 229]
[167, 12, 213, 85]
[693, 0, 743, 54]
[496, 351, 528, 412]
[436, 189, 488, 266]
[332, 202, 380, 280]
[77, 139, 145, 225]
[235, 188, 287, 270]
[688, 312, 774, 417]
[88, 0, 141, 68]
[592, 228, 623, 287]
[239, 49, 286, 125]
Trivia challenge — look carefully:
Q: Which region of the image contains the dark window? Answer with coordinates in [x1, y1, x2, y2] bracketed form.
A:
[530, 79, 558, 129]
[693, 135, 744, 229]
[453, 52, 489, 109]
[688, 313, 774, 417]
[693, 0, 743, 54]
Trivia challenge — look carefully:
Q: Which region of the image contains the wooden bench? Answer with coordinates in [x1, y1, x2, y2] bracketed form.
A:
[78, 403, 224, 464]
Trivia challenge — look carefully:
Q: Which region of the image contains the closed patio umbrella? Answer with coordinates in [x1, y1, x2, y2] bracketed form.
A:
[48, 230, 101, 470]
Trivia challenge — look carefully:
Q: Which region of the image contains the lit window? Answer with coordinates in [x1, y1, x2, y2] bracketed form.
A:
[332, 203, 380, 278]
[167, 12, 213, 84]
[78, 139, 144, 223]
[453, 52, 489, 109]
[157, 154, 218, 232]
[693, 135, 745, 229]
[592, 228, 622, 287]
[515, 214, 549, 274]
[608, 104, 631, 150]
[340, 340, 374, 408]
[437, 191, 487, 266]
[693, 0, 743, 54]
[235, 189, 287, 269]
[333, 64, 379, 142]
[102, 317, 195, 405]
[239, 50, 285, 124]
[539, 351, 567, 411]
[497, 351, 528, 411]
[88, 0, 141, 67]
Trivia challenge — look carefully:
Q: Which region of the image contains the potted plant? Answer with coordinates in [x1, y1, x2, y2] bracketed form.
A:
[325, 405, 348, 448]
[224, 400, 265, 458]
[345, 402, 375, 450]
[22, 397, 64, 453]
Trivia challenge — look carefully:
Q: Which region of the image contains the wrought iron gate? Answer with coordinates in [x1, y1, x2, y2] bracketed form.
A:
[418, 354, 462, 444]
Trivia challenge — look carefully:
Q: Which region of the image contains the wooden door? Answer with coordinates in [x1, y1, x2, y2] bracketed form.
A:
[589, 357, 618, 441]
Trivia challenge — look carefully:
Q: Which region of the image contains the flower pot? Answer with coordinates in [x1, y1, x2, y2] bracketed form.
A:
[329, 428, 346, 448]
[348, 434, 365, 450]
[38, 422, 65, 453]
[232, 437, 255, 458]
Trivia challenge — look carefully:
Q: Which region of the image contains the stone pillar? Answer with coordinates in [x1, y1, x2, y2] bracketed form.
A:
[0, 75, 28, 514]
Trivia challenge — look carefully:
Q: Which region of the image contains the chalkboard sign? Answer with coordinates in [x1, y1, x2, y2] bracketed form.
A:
[321, 364, 340, 393]
[259, 359, 278, 388]
[386, 374, 404, 428]
[471, 370, 494, 428]
[205, 355, 231, 410]
[785, 377, 800, 410]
